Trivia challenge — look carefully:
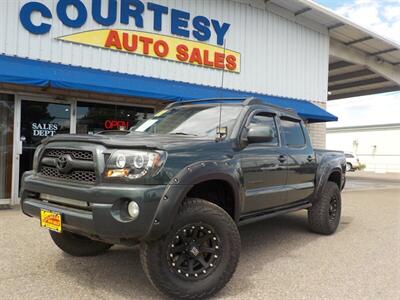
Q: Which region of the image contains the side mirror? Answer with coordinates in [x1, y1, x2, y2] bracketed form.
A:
[247, 125, 274, 144]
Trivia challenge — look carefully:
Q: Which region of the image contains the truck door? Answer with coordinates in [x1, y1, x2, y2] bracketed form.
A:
[239, 112, 288, 213]
[279, 117, 316, 204]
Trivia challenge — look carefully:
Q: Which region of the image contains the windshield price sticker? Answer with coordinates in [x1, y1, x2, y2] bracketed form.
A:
[155, 110, 168, 117]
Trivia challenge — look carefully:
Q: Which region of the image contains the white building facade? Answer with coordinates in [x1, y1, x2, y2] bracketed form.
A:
[327, 124, 400, 173]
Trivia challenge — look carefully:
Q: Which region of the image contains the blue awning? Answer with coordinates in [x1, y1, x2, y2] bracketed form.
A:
[0, 55, 337, 122]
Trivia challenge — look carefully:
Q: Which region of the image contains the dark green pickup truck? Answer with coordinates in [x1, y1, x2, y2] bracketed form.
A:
[21, 98, 346, 299]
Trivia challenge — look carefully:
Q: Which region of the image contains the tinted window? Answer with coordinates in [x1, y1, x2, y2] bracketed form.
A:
[280, 119, 305, 147]
[345, 154, 354, 158]
[247, 114, 278, 145]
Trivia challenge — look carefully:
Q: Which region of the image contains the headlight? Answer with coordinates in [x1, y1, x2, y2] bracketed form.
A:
[105, 150, 166, 180]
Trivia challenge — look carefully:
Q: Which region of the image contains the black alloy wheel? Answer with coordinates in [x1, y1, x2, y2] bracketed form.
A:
[328, 196, 338, 221]
[167, 223, 221, 280]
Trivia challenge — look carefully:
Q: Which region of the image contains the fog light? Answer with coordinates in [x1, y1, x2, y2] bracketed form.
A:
[127, 201, 139, 220]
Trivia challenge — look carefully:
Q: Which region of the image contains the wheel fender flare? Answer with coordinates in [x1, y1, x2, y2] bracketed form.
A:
[314, 166, 343, 201]
[143, 160, 243, 241]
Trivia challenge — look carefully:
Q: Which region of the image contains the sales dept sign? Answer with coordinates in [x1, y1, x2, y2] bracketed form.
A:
[19, 0, 241, 73]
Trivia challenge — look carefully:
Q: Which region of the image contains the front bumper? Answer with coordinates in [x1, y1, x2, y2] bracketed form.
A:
[21, 172, 183, 244]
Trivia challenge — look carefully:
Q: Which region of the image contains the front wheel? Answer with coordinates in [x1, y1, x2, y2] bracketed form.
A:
[346, 163, 352, 172]
[49, 230, 113, 257]
[140, 198, 241, 299]
[308, 181, 342, 235]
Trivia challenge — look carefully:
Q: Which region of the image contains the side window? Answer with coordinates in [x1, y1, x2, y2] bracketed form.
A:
[280, 118, 306, 147]
[247, 113, 279, 145]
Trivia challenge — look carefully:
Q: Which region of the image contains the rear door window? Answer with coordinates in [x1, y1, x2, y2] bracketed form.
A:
[280, 118, 306, 147]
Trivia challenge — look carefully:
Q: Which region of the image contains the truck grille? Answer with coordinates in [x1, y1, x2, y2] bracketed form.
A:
[40, 166, 97, 184]
[44, 149, 93, 161]
[38, 148, 97, 184]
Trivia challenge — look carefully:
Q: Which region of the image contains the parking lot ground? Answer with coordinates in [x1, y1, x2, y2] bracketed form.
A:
[0, 182, 399, 300]
[345, 171, 400, 191]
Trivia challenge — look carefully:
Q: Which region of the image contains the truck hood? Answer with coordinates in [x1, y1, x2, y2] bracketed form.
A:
[42, 132, 219, 151]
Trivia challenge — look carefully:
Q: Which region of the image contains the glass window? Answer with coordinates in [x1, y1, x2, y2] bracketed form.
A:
[20, 101, 70, 148]
[345, 154, 354, 158]
[77, 102, 154, 134]
[0, 94, 14, 199]
[132, 105, 242, 139]
[280, 118, 306, 147]
[247, 113, 279, 145]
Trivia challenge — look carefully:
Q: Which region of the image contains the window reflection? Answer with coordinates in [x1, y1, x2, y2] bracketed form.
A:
[77, 102, 154, 134]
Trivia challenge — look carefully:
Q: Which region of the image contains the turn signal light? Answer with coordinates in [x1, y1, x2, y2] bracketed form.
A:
[106, 169, 129, 178]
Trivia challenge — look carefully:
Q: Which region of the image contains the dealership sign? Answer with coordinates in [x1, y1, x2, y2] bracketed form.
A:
[19, 0, 241, 73]
[32, 123, 59, 137]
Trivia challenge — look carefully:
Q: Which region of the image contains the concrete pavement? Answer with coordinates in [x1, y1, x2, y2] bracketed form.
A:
[0, 185, 399, 299]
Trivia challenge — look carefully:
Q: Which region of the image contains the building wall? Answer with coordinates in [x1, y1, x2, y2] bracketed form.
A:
[0, 0, 329, 103]
[307, 122, 326, 149]
[306, 101, 327, 149]
[327, 125, 400, 173]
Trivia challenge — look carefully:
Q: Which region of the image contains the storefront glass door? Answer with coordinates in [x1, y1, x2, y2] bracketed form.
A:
[19, 100, 71, 189]
[0, 95, 14, 202]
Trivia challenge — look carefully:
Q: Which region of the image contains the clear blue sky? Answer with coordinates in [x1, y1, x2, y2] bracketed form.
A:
[315, 0, 345, 9]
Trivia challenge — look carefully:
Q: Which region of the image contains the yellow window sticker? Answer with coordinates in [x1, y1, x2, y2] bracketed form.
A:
[155, 110, 168, 117]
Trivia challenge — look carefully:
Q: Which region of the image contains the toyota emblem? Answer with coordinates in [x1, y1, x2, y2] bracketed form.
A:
[56, 155, 69, 171]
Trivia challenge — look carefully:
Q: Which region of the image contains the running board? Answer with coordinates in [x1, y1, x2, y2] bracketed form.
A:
[238, 201, 311, 226]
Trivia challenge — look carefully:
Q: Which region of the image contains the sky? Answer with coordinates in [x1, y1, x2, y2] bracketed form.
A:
[314, 0, 400, 127]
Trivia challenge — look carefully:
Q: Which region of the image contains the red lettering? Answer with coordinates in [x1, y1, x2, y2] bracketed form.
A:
[104, 30, 122, 50]
[176, 44, 189, 61]
[189, 48, 203, 65]
[139, 37, 154, 55]
[122, 33, 138, 52]
[104, 120, 112, 129]
[154, 40, 169, 57]
[105, 120, 130, 130]
[214, 52, 225, 69]
[203, 50, 214, 67]
[226, 55, 237, 71]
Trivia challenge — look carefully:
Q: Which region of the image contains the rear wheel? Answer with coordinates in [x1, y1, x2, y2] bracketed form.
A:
[140, 198, 241, 299]
[308, 181, 341, 235]
[49, 230, 113, 257]
[346, 163, 352, 172]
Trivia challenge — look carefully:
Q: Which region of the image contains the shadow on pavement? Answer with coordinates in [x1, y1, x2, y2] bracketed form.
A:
[54, 211, 352, 299]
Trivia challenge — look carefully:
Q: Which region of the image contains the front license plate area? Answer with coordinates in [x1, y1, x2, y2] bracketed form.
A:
[40, 209, 62, 233]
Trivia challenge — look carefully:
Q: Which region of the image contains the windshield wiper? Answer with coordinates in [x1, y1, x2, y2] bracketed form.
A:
[170, 132, 198, 136]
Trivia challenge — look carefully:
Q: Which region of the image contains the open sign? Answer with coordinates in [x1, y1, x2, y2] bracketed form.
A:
[104, 120, 130, 130]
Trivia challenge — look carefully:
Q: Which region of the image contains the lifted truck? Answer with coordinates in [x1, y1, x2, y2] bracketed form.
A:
[21, 98, 346, 299]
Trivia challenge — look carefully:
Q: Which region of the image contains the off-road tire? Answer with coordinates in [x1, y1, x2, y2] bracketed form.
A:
[140, 198, 241, 300]
[308, 181, 341, 235]
[49, 230, 113, 257]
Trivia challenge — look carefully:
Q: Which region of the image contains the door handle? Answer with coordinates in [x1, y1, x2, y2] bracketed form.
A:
[278, 155, 287, 163]
[307, 155, 314, 162]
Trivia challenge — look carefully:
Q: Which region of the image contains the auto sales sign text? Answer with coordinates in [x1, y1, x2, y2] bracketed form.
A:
[19, 0, 241, 73]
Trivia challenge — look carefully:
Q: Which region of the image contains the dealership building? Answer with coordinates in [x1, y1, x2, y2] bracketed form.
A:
[1, 0, 399, 205]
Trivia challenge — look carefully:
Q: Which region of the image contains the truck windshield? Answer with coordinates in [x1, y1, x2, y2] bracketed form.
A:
[131, 105, 242, 139]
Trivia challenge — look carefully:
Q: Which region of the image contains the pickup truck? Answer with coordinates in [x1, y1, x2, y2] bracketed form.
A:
[21, 97, 346, 299]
